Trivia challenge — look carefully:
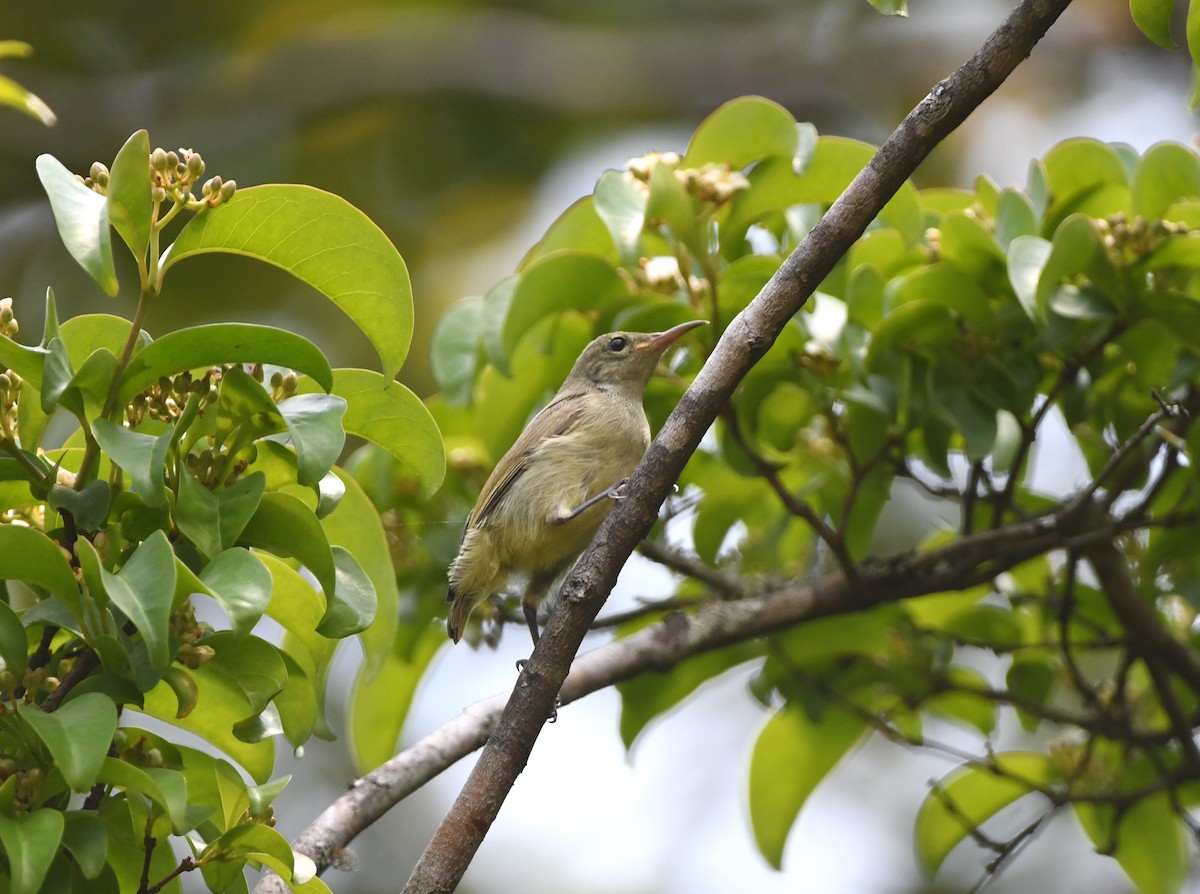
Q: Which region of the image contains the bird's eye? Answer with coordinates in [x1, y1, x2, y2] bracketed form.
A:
[607, 336, 628, 353]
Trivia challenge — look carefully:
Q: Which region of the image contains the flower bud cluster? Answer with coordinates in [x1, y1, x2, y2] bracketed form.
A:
[0, 367, 21, 441]
[269, 369, 299, 402]
[624, 151, 750, 207]
[0, 297, 18, 340]
[171, 600, 215, 669]
[150, 146, 236, 209]
[77, 162, 110, 194]
[125, 369, 217, 427]
[1094, 212, 1191, 259]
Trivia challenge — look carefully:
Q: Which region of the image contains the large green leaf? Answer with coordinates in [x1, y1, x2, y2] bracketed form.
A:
[317, 546, 377, 638]
[275, 393, 347, 487]
[61, 811, 107, 880]
[683, 95, 800, 169]
[1130, 0, 1177, 49]
[593, 169, 647, 264]
[0, 600, 27, 678]
[21, 693, 118, 792]
[296, 368, 445, 499]
[161, 184, 413, 380]
[0, 525, 81, 611]
[91, 419, 168, 509]
[0, 809, 64, 894]
[117, 323, 333, 403]
[431, 296, 484, 405]
[1132, 141, 1200, 221]
[1075, 792, 1187, 894]
[240, 491, 336, 598]
[170, 547, 272, 639]
[915, 751, 1058, 873]
[35, 154, 118, 296]
[103, 530, 177, 672]
[106, 129, 152, 260]
[348, 625, 444, 772]
[748, 702, 866, 868]
[175, 470, 266, 561]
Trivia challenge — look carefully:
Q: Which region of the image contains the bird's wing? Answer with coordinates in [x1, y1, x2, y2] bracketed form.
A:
[467, 390, 587, 529]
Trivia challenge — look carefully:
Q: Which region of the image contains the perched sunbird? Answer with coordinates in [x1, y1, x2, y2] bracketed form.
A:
[447, 319, 706, 645]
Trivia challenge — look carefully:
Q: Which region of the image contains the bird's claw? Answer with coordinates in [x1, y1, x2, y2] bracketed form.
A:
[607, 478, 630, 501]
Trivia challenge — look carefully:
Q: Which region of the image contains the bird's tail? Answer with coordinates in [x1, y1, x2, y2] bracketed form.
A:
[446, 588, 471, 644]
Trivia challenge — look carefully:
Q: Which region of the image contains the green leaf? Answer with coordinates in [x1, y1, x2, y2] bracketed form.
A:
[923, 666, 997, 735]
[748, 703, 865, 868]
[196, 548, 273, 639]
[106, 130, 152, 260]
[915, 751, 1057, 873]
[95, 758, 188, 832]
[317, 546, 377, 637]
[995, 188, 1039, 250]
[1190, 0, 1200, 73]
[594, 169, 646, 264]
[275, 393, 347, 487]
[0, 809, 64, 894]
[175, 470, 266, 561]
[52, 480, 114, 540]
[1006, 235, 1051, 320]
[1131, 0, 1177, 48]
[61, 811, 107, 879]
[619, 645, 758, 749]
[1075, 793, 1187, 894]
[320, 468, 398, 675]
[431, 296, 484, 405]
[349, 625, 444, 772]
[0, 599, 27, 678]
[0, 73, 55, 126]
[240, 491, 336, 599]
[500, 252, 627, 357]
[92, 420, 168, 509]
[118, 323, 333, 403]
[199, 823, 296, 882]
[296, 368, 445, 499]
[1041, 138, 1129, 230]
[0, 525, 80, 610]
[683, 95, 799, 168]
[1037, 214, 1121, 312]
[867, 0, 908, 14]
[35, 154, 118, 296]
[203, 632, 288, 716]
[104, 531, 176, 672]
[21, 693, 118, 792]
[161, 184, 413, 381]
[1132, 141, 1200, 221]
[519, 196, 618, 269]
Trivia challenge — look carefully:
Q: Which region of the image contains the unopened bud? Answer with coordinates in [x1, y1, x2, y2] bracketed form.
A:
[219, 179, 237, 203]
[150, 148, 168, 171]
[186, 152, 205, 178]
[165, 151, 180, 171]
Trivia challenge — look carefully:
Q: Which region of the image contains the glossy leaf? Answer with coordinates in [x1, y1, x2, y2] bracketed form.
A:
[1130, 0, 1177, 48]
[1132, 141, 1200, 221]
[431, 296, 484, 405]
[196, 548, 273, 639]
[0, 809, 64, 894]
[161, 184, 413, 380]
[240, 491, 336, 599]
[104, 530, 176, 672]
[296, 368, 445, 499]
[683, 95, 799, 168]
[106, 129, 152, 259]
[35, 154, 118, 296]
[0, 599, 27, 678]
[317, 546, 377, 637]
[594, 169, 646, 264]
[0, 525, 81, 611]
[175, 470, 266, 561]
[1006, 235, 1051, 320]
[349, 624, 444, 772]
[61, 811, 108, 879]
[748, 703, 865, 868]
[118, 323, 333, 403]
[22, 693, 118, 792]
[199, 823, 296, 882]
[519, 196, 617, 269]
[915, 751, 1058, 873]
[275, 393, 347, 486]
[500, 252, 627, 357]
[91, 420, 167, 509]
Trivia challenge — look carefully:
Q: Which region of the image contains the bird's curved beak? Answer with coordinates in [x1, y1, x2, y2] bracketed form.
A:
[636, 319, 707, 352]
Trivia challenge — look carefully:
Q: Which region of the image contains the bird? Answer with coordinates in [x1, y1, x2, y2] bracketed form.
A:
[446, 319, 706, 646]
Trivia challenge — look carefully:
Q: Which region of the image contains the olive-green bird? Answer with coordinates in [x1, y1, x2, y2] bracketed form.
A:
[447, 319, 706, 645]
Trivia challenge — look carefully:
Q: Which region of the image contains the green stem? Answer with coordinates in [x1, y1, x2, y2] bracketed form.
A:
[0, 438, 48, 485]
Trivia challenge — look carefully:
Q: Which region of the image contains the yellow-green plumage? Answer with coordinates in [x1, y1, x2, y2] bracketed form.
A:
[447, 320, 704, 644]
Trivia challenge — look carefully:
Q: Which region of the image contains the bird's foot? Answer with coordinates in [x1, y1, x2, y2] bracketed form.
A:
[606, 478, 630, 501]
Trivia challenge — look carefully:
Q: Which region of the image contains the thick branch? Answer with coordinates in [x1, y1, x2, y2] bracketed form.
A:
[399, 2, 1075, 891]
[255, 499, 1105, 893]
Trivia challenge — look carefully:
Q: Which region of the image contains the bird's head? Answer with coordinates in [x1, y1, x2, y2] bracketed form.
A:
[567, 319, 706, 393]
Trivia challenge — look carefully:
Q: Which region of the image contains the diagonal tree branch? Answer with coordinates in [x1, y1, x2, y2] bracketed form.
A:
[398, 2, 1075, 890]
[255, 494, 1128, 892]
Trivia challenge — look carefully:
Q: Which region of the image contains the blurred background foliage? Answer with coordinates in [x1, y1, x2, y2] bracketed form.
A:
[0, 0, 1189, 399]
[3, 2, 1200, 893]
